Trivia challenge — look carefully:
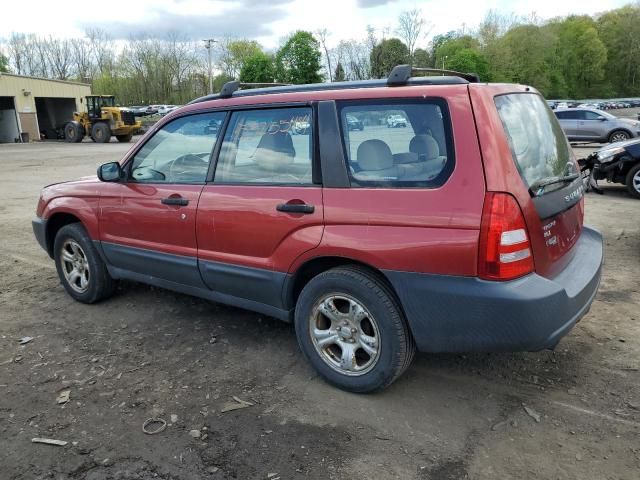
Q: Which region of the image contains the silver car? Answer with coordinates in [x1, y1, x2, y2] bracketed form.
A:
[554, 108, 640, 143]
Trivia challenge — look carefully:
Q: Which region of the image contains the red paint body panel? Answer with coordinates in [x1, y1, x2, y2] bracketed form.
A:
[317, 85, 485, 276]
[98, 183, 203, 257]
[196, 185, 324, 270]
[38, 176, 102, 240]
[468, 84, 584, 278]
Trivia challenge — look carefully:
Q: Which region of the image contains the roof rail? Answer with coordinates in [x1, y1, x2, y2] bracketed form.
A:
[388, 65, 479, 86]
[219, 81, 291, 99]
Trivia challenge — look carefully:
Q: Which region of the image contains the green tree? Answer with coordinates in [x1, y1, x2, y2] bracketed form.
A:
[412, 48, 430, 67]
[555, 16, 607, 98]
[275, 31, 322, 84]
[218, 39, 262, 78]
[370, 38, 409, 78]
[334, 62, 346, 81]
[433, 35, 480, 70]
[239, 51, 275, 83]
[0, 53, 9, 73]
[447, 48, 490, 80]
[598, 5, 640, 96]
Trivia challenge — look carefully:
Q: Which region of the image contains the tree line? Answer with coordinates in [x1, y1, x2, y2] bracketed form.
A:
[1, 4, 639, 104]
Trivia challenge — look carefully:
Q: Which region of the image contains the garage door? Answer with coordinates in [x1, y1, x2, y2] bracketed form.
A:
[35, 97, 77, 140]
[0, 97, 20, 143]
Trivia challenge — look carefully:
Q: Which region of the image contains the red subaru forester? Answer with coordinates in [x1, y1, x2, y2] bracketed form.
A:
[33, 66, 603, 392]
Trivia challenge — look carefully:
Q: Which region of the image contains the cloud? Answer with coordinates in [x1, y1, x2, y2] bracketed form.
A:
[356, 0, 399, 7]
[82, 1, 292, 40]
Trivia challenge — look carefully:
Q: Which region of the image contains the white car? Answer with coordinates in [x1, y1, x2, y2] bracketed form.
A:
[156, 105, 179, 116]
[386, 114, 407, 128]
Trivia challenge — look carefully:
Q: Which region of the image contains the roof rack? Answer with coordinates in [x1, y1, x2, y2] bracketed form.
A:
[387, 65, 480, 86]
[219, 81, 292, 99]
[187, 65, 474, 104]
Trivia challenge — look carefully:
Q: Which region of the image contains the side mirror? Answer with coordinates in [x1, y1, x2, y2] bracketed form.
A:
[598, 117, 607, 121]
[97, 162, 123, 182]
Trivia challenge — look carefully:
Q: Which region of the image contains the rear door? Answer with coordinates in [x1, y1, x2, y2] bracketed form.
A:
[196, 106, 323, 309]
[486, 91, 584, 277]
[577, 110, 610, 140]
[99, 112, 225, 287]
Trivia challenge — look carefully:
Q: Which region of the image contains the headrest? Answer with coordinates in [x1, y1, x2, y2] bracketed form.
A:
[409, 134, 440, 160]
[254, 132, 295, 171]
[357, 139, 393, 171]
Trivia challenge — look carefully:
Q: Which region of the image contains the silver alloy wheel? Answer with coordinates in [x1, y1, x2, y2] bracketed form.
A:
[611, 132, 628, 143]
[60, 240, 90, 293]
[633, 169, 640, 194]
[309, 294, 381, 376]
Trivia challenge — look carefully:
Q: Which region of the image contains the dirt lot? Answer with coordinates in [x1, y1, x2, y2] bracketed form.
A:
[0, 141, 638, 480]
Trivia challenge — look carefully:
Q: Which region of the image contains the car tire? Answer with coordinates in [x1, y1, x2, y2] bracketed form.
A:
[53, 223, 116, 304]
[116, 134, 133, 143]
[608, 130, 630, 143]
[625, 163, 640, 199]
[294, 266, 415, 393]
[91, 122, 111, 143]
[64, 122, 84, 143]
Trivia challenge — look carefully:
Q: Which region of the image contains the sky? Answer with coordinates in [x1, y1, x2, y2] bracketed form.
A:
[0, 0, 630, 49]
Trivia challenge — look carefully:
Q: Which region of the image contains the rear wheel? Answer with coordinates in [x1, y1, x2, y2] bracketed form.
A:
[54, 223, 116, 303]
[625, 163, 640, 199]
[116, 134, 133, 143]
[294, 266, 415, 392]
[91, 122, 111, 143]
[609, 130, 630, 143]
[64, 122, 84, 143]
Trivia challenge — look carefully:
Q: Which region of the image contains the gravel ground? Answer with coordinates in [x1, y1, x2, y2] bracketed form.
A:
[0, 141, 638, 480]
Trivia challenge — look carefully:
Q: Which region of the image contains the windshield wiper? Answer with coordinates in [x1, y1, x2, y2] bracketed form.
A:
[529, 173, 579, 197]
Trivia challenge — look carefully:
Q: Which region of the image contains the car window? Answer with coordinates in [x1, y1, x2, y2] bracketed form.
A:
[555, 110, 580, 120]
[129, 112, 224, 183]
[495, 93, 572, 190]
[583, 111, 604, 120]
[337, 99, 454, 188]
[214, 107, 313, 185]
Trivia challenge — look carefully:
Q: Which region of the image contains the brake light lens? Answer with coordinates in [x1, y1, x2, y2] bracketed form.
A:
[479, 192, 534, 280]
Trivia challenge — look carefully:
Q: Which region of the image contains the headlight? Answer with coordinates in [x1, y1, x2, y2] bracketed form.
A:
[597, 146, 625, 162]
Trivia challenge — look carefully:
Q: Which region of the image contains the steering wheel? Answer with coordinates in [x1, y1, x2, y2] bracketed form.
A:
[168, 154, 208, 181]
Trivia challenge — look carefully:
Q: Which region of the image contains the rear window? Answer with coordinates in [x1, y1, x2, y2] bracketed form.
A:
[495, 94, 571, 188]
[337, 99, 454, 188]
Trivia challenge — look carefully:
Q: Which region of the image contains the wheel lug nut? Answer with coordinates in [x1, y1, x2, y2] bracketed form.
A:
[351, 328, 356, 333]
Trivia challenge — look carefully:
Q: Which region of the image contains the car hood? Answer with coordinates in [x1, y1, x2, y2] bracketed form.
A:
[595, 137, 640, 153]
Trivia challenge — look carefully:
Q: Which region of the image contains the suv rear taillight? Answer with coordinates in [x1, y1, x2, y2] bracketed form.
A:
[478, 192, 534, 281]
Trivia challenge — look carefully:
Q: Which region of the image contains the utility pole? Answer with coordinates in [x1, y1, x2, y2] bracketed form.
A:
[203, 39, 216, 94]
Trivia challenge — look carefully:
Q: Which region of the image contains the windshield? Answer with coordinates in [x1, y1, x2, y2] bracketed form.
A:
[495, 93, 572, 189]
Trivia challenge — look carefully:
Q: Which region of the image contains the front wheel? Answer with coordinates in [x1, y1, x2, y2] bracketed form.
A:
[294, 266, 415, 392]
[91, 122, 111, 143]
[54, 223, 116, 303]
[609, 130, 630, 143]
[626, 163, 640, 199]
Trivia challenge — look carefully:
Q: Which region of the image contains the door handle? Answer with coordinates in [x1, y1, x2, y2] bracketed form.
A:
[161, 197, 189, 206]
[276, 203, 315, 214]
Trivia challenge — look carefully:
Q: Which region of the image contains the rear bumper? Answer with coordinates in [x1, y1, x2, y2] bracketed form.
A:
[384, 226, 603, 352]
[32, 217, 49, 254]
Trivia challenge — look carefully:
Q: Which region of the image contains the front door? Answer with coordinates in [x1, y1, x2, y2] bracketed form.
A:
[99, 111, 226, 287]
[196, 106, 323, 309]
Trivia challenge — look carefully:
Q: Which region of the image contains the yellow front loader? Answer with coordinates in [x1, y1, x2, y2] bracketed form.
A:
[64, 95, 141, 143]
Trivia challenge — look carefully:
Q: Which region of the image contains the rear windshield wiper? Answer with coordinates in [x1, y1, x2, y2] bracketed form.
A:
[529, 173, 579, 197]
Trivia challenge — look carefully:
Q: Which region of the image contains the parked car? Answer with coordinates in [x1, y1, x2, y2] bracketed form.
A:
[127, 106, 148, 117]
[555, 108, 640, 143]
[386, 114, 407, 128]
[156, 105, 179, 116]
[579, 137, 640, 199]
[32, 66, 603, 392]
[346, 114, 364, 131]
